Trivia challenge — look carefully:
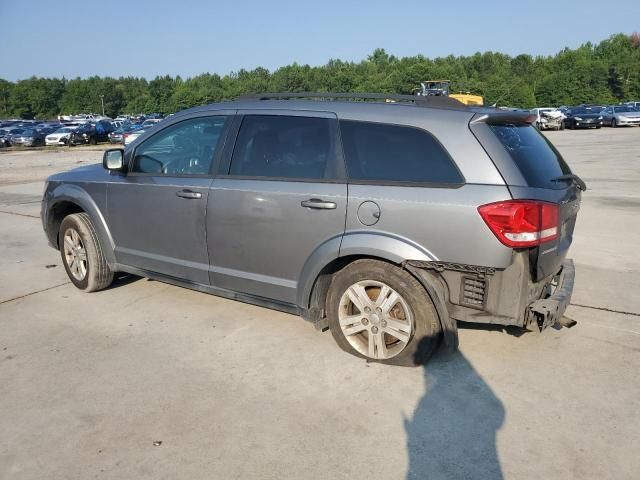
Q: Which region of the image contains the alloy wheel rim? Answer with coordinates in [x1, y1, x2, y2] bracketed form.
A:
[338, 280, 414, 360]
[63, 228, 87, 281]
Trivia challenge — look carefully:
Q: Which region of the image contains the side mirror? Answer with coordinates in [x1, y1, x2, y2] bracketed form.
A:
[103, 148, 125, 171]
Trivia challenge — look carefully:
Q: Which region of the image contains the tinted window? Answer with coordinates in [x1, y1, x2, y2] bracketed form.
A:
[340, 121, 463, 184]
[230, 115, 332, 180]
[132, 116, 227, 175]
[489, 124, 571, 188]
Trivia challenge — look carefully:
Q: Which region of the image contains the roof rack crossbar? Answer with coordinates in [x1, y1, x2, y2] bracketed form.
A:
[238, 92, 468, 109]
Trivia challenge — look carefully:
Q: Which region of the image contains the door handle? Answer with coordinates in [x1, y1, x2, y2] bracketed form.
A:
[176, 189, 202, 199]
[301, 198, 337, 210]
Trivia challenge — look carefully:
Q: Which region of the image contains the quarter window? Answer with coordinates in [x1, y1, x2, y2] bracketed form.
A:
[229, 115, 332, 180]
[132, 116, 227, 175]
[339, 121, 463, 184]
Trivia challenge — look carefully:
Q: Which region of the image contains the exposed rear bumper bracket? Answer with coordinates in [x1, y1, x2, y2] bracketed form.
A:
[527, 259, 575, 330]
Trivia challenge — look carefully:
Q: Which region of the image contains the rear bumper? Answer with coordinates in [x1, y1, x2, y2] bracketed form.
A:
[527, 259, 574, 330]
[410, 253, 575, 330]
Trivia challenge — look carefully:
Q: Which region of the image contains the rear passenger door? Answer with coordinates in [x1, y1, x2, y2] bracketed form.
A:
[207, 112, 347, 304]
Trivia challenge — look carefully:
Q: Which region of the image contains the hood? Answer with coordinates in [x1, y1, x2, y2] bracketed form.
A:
[616, 111, 640, 118]
[540, 110, 563, 119]
[47, 162, 107, 182]
[571, 112, 602, 119]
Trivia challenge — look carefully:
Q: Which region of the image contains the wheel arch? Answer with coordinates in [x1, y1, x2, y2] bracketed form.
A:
[46, 184, 116, 264]
[298, 231, 457, 350]
[297, 231, 438, 311]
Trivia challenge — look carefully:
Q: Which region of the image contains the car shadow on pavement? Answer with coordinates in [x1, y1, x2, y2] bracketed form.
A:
[111, 273, 142, 288]
[405, 340, 505, 480]
[459, 321, 528, 337]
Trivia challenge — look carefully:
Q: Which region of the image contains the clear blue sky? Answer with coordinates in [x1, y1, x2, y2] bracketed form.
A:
[1, 0, 638, 81]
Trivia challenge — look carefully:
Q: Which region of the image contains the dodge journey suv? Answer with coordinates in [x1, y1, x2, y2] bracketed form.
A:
[41, 93, 583, 366]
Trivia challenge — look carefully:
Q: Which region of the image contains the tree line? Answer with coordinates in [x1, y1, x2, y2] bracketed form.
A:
[1, 33, 638, 120]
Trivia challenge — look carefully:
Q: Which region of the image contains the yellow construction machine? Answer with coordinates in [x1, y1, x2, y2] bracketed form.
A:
[415, 80, 484, 106]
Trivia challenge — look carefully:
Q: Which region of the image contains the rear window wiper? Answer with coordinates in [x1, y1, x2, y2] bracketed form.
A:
[551, 173, 587, 191]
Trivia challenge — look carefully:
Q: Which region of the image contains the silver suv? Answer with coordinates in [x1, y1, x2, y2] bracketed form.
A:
[41, 93, 583, 366]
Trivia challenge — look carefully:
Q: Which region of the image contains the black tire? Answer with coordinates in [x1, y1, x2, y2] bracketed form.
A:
[596, 125, 602, 129]
[89, 136, 97, 145]
[611, 119, 617, 128]
[326, 259, 442, 366]
[59, 213, 114, 292]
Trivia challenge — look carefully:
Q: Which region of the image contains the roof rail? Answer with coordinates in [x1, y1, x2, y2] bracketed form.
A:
[238, 92, 468, 110]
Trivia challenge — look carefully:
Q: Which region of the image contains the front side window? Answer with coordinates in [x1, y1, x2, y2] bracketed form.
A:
[340, 120, 463, 184]
[132, 116, 227, 175]
[229, 115, 332, 180]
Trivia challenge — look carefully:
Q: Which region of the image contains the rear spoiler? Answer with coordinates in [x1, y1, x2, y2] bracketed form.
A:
[469, 110, 536, 125]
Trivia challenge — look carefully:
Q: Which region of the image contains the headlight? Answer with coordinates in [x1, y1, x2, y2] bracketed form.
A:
[82, 133, 88, 137]
[598, 116, 603, 120]
[619, 116, 628, 121]
[574, 117, 583, 121]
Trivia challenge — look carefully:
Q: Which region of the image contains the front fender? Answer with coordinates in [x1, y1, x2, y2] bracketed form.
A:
[47, 183, 116, 264]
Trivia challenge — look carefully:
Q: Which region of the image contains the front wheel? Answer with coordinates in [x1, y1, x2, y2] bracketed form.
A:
[59, 213, 114, 292]
[611, 119, 617, 128]
[326, 259, 442, 366]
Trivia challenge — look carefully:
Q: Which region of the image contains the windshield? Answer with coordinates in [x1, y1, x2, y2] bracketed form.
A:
[489, 123, 571, 189]
[572, 107, 602, 114]
[19, 129, 35, 136]
[54, 128, 72, 133]
[613, 105, 636, 113]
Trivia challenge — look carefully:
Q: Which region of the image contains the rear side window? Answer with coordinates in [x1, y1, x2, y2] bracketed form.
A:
[230, 115, 332, 180]
[339, 121, 463, 185]
[489, 124, 571, 188]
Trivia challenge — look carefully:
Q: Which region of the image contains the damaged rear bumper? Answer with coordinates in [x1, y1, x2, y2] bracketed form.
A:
[406, 253, 576, 331]
[527, 259, 574, 330]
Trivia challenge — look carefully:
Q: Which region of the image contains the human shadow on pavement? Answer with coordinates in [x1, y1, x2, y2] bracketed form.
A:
[405, 341, 505, 480]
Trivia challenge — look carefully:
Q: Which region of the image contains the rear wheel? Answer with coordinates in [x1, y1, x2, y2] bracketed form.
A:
[326, 259, 442, 366]
[59, 213, 113, 292]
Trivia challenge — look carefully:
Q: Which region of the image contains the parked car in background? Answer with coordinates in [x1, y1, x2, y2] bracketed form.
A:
[0, 129, 10, 147]
[108, 124, 141, 144]
[601, 105, 640, 127]
[140, 118, 162, 129]
[9, 128, 47, 146]
[46, 126, 78, 145]
[69, 124, 98, 145]
[531, 108, 565, 130]
[69, 120, 114, 145]
[123, 128, 146, 145]
[564, 106, 604, 129]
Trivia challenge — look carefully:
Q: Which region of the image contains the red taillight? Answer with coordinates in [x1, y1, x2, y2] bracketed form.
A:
[478, 200, 559, 248]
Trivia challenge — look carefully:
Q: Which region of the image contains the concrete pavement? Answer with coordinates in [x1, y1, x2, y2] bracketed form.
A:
[0, 129, 639, 480]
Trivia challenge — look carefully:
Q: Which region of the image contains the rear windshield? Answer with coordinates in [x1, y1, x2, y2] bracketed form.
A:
[489, 124, 571, 189]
